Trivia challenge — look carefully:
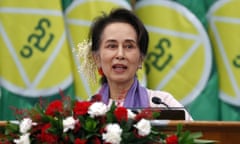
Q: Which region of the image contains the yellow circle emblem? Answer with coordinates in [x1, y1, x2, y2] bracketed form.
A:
[0, 0, 73, 97]
[135, 0, 212, 105]
[208, 0, 240, 106]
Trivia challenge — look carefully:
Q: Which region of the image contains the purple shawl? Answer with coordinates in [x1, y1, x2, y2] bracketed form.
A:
[99, 78, 149, 108]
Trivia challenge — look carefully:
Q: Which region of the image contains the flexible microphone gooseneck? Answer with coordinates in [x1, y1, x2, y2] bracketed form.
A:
[151, 97, 170, 109]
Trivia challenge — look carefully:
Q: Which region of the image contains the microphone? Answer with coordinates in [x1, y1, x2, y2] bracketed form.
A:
[152, 97, 170, 109]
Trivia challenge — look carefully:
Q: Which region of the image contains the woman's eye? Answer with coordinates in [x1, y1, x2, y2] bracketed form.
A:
[106, 44, 117, 49]
[125, 44, 134, 49]
[128, 45, 133, 49]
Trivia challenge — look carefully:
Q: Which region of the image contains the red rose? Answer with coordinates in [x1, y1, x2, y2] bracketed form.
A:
[135, 108, 154, 121]
[114, 107, 128, 122]
[74, 121, 81, 133]
[64, 135, 70, 142]
[166, 135, 178, 144]
[73, 101, 92, 116]
[37, 133, 58, 144]
[74, 138, 87, 144]
[32, 113, 42, 121]
[90, 136, 102, 144]
[41, 123, 51, 133]
[133, 129, 145, 138]
[45, 100, 63, 116]
[90, 94, 102, 102]
[36, 123, 58, 143]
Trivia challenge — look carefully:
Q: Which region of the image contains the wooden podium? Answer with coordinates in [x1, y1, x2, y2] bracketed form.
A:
[153, 120, 240, 144]
[1, 120, 240, 143]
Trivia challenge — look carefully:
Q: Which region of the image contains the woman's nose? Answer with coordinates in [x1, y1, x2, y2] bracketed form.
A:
[116, 46, 125, 60]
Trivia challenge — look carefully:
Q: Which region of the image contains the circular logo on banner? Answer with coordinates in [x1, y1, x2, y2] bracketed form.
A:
[208, 0, 240, 106]
[65, 0, 147, 98]
[0, 0, 73, 97]
[135, 0, 212, 105]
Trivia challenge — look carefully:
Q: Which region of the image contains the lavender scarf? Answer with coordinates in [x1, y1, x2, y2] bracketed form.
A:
[99, 78, 149, 108]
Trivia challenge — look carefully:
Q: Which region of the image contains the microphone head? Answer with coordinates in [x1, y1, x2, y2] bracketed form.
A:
[152, 97, 162, 105]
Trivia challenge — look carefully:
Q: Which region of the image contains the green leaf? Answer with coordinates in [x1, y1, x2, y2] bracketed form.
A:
[177, 124, 183, 135]
[188, 132, 203, 139]
[106, 103, 117, 123]
[83, 117, 98, 132]
[123, 119, 134, 131]
[106, 111, 115, 123]
[152, 111, 161, 119]
[47, 117, 63, 135]
[194, 139, 218, 144]
[4, 122, 19, 135]
[68, 133, 75, 143]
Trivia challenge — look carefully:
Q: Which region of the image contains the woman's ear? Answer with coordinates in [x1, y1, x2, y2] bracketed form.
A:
[93, 52, 101, 67]
[138, 55, 145, 69]
[139, 55, 145, 64]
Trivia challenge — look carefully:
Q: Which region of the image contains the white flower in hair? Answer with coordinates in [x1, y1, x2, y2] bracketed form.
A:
[72, 40, 97, 83]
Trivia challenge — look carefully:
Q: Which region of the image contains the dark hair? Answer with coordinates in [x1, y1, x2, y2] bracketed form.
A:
[88, 8, 149, 84]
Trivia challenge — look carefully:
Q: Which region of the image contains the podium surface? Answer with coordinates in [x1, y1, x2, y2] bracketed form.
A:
[153, 120, 240, 144]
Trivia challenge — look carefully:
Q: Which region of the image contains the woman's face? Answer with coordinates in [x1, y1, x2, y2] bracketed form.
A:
[95, 22, 143, 84]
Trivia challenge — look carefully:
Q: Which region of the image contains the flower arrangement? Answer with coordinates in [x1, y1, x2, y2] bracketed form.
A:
[0, 92, 208, 144]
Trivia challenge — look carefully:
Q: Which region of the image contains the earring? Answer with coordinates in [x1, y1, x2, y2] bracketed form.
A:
[138, 65, 142, 69]
[98, 67, 104, 76]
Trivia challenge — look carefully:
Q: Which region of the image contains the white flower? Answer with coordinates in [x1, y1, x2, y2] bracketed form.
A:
[102, 123, 122, 144]
[75, 40, 97, 83]
[127, 109, 136, 119]
[88, 102, 108, 118]
[134, 119, 151, 136]
[13, 133, 30, 144]
[19, 118, 35, 134]
[63, 116, 77, 132]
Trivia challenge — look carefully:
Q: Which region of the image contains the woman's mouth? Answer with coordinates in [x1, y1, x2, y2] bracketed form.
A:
[112, 64, 127, 72]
